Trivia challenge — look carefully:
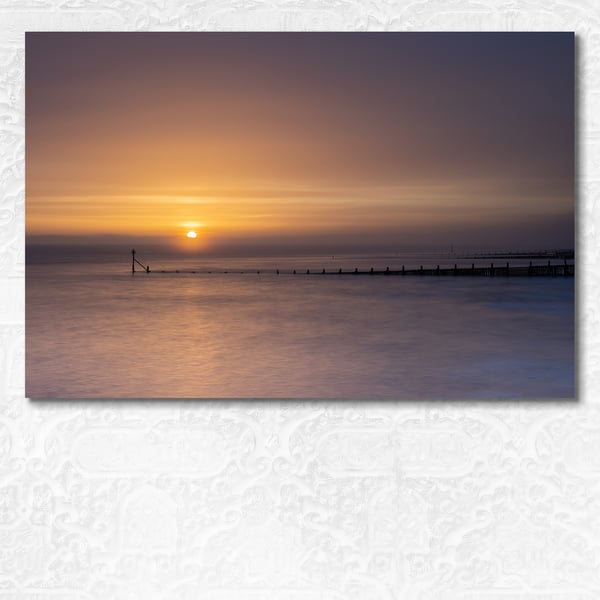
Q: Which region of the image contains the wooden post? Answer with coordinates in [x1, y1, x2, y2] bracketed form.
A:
[490, 262, 494, 277]
[131, 249, 135, 273]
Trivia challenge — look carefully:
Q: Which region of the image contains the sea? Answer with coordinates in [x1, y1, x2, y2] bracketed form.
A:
[26, 251, 575, 399]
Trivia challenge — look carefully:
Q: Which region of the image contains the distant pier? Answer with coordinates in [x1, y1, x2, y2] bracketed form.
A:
[130, 248, 574, 278]
[132, 259, 574, 277]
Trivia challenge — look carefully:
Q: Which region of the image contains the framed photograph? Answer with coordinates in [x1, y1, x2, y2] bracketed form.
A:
[26, 32, 574, 399]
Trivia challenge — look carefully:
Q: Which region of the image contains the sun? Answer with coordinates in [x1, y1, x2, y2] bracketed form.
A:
[186, 231, 197, 239]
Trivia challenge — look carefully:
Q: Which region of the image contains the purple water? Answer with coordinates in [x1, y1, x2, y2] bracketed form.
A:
[26, 254, 574, 399]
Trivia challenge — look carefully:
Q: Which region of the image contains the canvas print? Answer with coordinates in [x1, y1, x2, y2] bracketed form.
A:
[25, 32, 574, 399]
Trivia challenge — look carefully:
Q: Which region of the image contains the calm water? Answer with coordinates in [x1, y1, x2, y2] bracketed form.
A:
[26, 254, 575, 399]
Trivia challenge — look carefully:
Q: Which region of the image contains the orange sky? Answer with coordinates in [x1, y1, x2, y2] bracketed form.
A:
[26, 33, 574, 254]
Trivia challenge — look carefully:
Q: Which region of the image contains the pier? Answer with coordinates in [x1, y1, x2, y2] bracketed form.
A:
[130, 250, 574, 278]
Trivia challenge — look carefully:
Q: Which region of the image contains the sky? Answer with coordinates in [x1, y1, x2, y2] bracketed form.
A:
[26, 32, 574, 256]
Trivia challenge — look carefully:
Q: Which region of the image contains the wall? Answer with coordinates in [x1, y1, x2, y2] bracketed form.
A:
[1, 2, 599, 598]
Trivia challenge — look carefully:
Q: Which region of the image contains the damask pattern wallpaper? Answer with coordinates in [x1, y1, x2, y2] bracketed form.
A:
[1, 1, 600, 598]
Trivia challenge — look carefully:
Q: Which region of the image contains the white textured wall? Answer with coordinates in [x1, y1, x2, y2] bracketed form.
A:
[1, 2, 599, 598]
